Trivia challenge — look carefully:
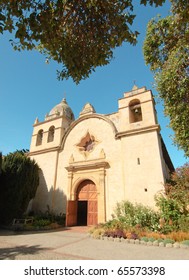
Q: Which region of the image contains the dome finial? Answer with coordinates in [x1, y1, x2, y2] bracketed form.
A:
[61, 92, 67, 103]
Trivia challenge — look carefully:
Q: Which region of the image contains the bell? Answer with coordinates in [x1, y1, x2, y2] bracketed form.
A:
[134, 108, 139, 114]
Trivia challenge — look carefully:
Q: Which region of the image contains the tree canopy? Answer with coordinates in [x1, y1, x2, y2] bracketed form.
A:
[0, 0, 165, 83]
[143, 0, 189, 156]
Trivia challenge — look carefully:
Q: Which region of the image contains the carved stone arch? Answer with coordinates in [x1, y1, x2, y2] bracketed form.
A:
[66, 163, 107, 226]
[60, 114, 117, 151]
[66, 177, 99, 226]
[72, 176, 99, 200]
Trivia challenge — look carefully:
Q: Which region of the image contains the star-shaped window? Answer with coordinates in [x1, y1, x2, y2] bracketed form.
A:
[76, 132, 98, 155]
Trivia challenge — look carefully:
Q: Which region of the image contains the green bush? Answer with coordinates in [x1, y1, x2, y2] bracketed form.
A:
[141, 237, 149, 242]
[114, 200, 160, 231]
[0, 150, 39, 225]
[163, 238, 174, 244]
[33, 219, 51, 228]
[103, 219, 124, 230]
[30, 208, 66, 227]
[177, 215, 189, 232]
[181, 240, 189, 246]
[155, 195, 188, 233]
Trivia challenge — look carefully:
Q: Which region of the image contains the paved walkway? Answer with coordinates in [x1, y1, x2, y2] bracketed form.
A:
[0, 227, 189, 260]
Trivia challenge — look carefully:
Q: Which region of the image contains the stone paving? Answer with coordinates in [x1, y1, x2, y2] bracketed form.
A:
[0, 227, 189, 260]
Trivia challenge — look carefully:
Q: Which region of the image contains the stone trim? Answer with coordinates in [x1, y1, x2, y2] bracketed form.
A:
[28, 146, 60, 156]
[90, 235, 189, 249]
[116, 124, 160, 138]
[61, 114, 118, 151]
[65, 160, 109, 172]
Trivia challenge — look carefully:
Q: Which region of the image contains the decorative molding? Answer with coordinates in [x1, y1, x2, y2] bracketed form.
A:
[116, 124, 160, 138]
[76, 131, 99, 158]
[28, 146, 60, 156]
[65, 159, 110, 172]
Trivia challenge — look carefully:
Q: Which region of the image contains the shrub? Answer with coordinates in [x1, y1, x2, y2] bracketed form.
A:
[104, 230, 116, 238]
[33, 219, 51, 228]
[90, 227, 105, 239]
[177, 215, 189, 232]
[164, 163, 189, 215]
[113, 200, 160, 231]
[181, 240, 189, 246]
[141, 237, 149, 242]
[155, 195, 183, 232]
[0, 150, 39, 225]
[114, 229, 126, 238]
[104, 219, 124, 230]
[166, 231, 189, 242]
[163, 238, 174, 244]
[126, 232, 139, 240]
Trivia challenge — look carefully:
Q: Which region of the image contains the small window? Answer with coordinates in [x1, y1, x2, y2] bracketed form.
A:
[47, 126, 55, 142]
[129, 99, 142, 123]
[36, 129, 43, 146]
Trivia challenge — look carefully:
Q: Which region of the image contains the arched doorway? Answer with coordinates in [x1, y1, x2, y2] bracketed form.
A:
[77, 180, 98, 226]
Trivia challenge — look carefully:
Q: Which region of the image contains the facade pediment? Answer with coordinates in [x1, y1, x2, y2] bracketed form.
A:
[65, 159, 109, 172]
[60, 113, 118, 151]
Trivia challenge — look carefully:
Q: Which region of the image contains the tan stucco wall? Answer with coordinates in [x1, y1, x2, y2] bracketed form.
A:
[29, 151, 60, 213]
[120, 130, 165, 208]
[56, 116, 123, 222]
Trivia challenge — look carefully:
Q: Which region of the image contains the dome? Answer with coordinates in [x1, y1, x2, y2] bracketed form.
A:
[47, 98, 75, 121]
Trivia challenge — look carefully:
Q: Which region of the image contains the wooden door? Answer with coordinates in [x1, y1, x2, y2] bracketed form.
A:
[77, 180, 98, 226]
[66, 200, 77, 226]
[88, 200, 98, 225]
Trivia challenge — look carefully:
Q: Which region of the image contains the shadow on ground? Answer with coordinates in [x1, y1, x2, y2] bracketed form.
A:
[0, 228, 67, 236]
[0, 226, 89, 236]
[0, 245, 49, 260]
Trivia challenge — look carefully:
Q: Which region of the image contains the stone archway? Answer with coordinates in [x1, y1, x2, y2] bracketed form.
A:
[66, 160, 109, 227]
[77, 180, 98, 226]
[66, 179, 98, 227]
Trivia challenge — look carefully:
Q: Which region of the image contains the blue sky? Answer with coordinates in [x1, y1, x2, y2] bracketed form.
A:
[0, 0, 187, 168]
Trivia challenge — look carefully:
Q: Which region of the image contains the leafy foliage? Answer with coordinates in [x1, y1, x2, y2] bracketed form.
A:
[0, 0, 165, 83]
[114, 200, 160, 231]
[143, 1, 189, 156]
[165, 163, 189, 213]
[155, 162, 189, 232]
[0, 150, 39, 224]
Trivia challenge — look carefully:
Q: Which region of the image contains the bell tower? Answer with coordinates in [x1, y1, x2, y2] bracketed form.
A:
[29, 98, 75, 153]
[116, 85, 172, 207]
[118, 86, 159, 133]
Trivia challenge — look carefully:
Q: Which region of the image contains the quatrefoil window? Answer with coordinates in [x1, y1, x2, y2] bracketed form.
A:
[76, 132, 98, 154]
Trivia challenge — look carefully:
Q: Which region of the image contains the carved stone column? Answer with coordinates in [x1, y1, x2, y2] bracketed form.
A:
[67, 170, 74, 200]
[98, 167, 106, 223]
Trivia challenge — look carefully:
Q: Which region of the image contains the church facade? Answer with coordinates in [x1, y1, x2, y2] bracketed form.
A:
[28, 86, 174, 226]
